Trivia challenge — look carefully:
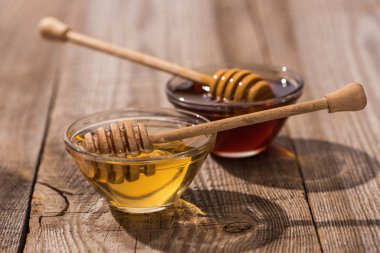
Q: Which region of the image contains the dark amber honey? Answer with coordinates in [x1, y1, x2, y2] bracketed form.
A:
[214, 119, 286, 155]
[166, 67, 303, 157]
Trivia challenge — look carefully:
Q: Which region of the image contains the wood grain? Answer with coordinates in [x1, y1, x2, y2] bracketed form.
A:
[23, 0, 320, 252]
[0, 1, 70, 251]
[0, 0, 378, 252]
[254, 0, 380, 251]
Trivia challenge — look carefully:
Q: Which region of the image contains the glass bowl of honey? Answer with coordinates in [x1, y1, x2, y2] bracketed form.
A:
[166, 64, 303, 158]
[64, 108, 216, 213]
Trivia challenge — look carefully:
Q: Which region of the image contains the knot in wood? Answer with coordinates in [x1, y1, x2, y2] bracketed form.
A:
[223, 222, 252, 233]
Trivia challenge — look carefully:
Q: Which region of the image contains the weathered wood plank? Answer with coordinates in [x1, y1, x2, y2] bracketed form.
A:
[25, 0, 321, 252]
[0, 1, 71, 251]
[254, 0, 380, 251]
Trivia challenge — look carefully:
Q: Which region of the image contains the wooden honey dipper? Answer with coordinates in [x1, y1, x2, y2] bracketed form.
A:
[39, 17, 273, 102]
[81, 83, 367, 157]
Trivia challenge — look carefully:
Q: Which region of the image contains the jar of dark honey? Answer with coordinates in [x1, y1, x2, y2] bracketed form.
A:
[166, 64, 303, 158]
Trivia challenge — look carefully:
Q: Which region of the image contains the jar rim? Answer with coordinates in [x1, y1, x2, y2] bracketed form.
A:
[166, 64, 304, 110]
[63, 107, 216, 163]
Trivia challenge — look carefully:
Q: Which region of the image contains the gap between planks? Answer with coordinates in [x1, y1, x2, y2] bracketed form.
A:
[18, 66, 62, 253]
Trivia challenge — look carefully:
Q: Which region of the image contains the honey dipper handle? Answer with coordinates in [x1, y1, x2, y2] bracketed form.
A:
[150, 83, 367, 143]
[38, 17, 213, 84]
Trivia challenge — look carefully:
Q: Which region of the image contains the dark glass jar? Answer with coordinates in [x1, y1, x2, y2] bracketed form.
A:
[166, 64, 303, 158]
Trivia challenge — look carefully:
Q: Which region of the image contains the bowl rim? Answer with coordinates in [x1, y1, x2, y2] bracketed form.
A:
[63, 107, 216, 163]
[165, 63, 304, 109]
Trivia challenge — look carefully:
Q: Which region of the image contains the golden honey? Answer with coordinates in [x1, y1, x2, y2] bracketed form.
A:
[65, 112, 215, 213]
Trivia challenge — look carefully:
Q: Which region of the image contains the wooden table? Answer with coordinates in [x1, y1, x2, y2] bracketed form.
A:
[1, 1, 379, 252]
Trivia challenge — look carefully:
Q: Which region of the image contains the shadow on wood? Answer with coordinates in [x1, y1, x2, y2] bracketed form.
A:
[111, 190, 288, 252]
[216, 137, 379, 192]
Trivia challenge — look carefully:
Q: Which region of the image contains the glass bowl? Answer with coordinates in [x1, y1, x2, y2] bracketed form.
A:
[166, 64, 304, 158]
[64, 108, 216, 213]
